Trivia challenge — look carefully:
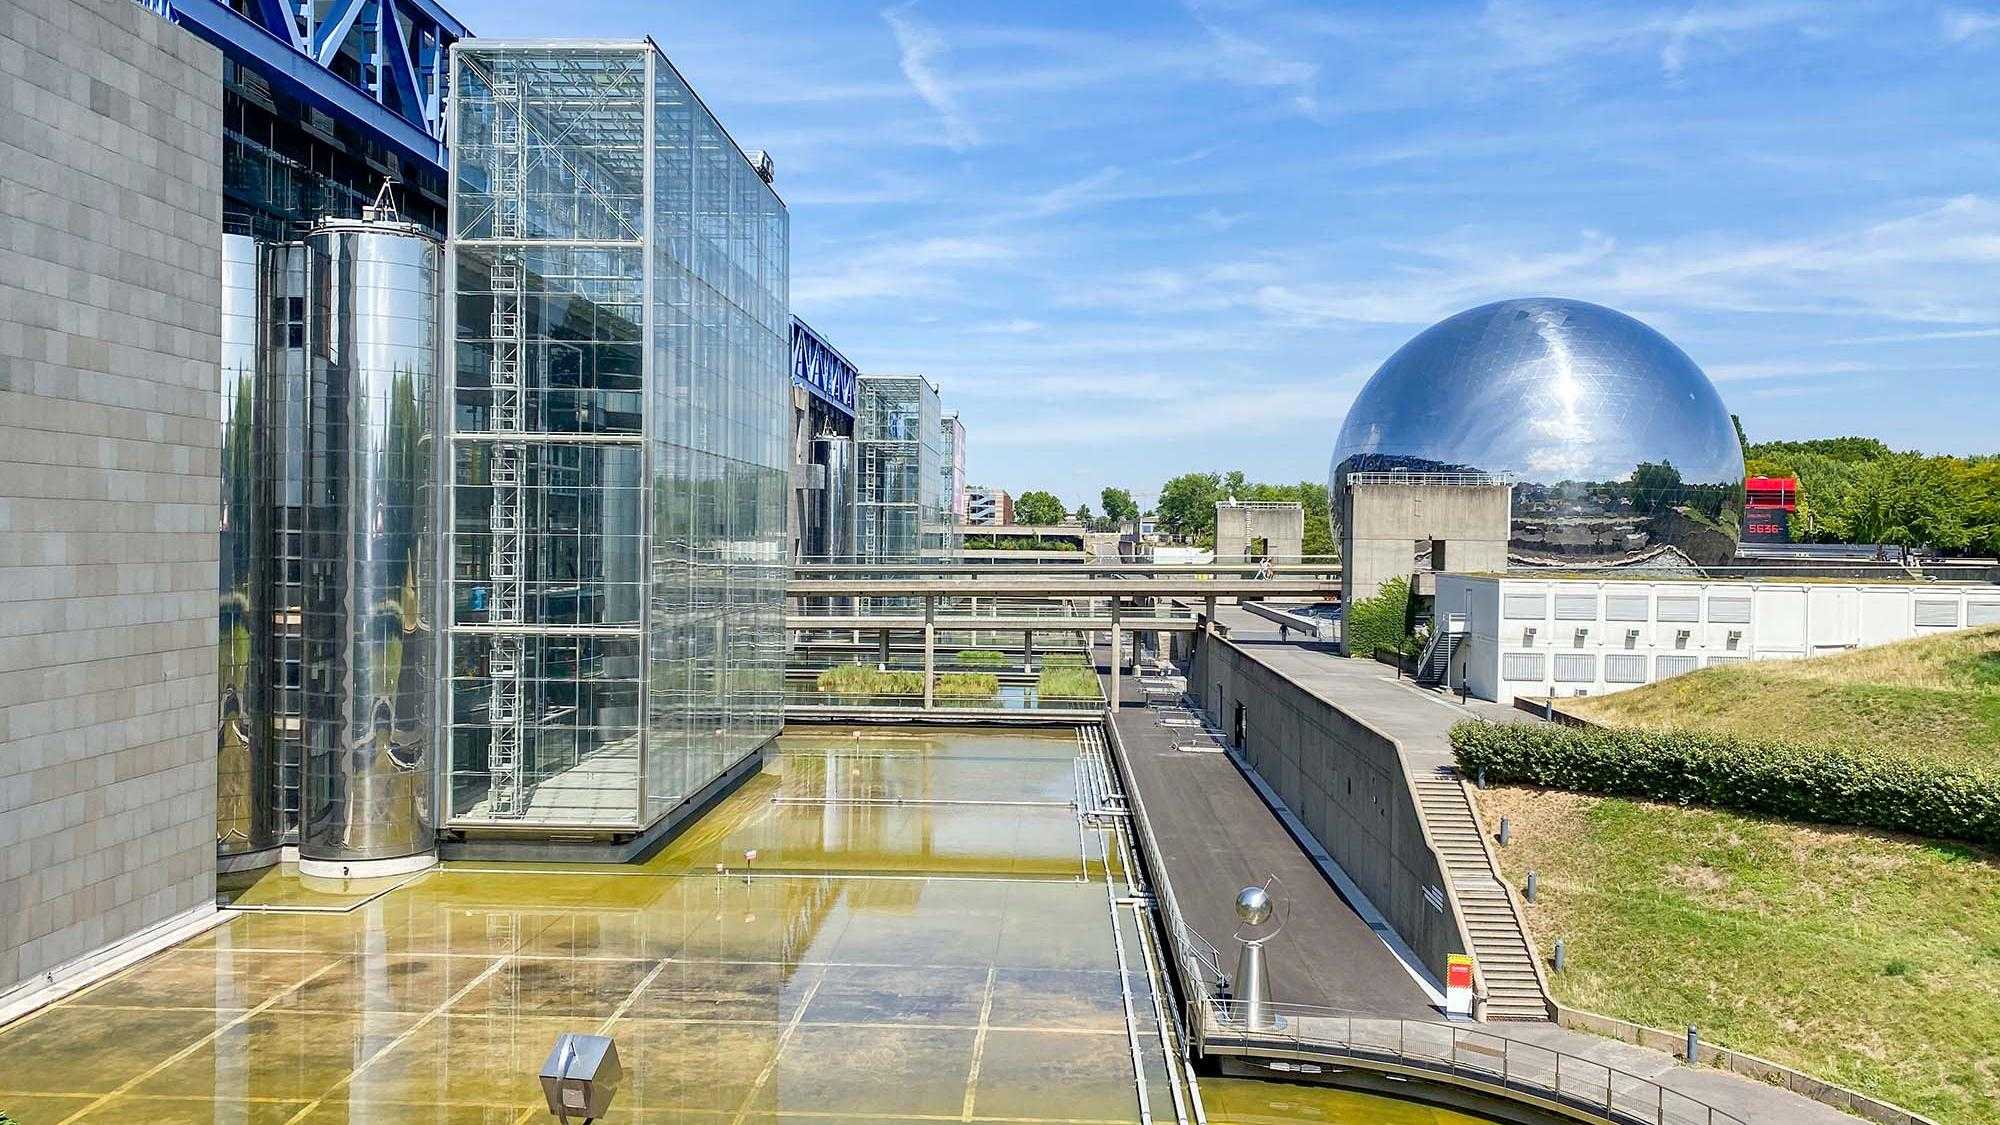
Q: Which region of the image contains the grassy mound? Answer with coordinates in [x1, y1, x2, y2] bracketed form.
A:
[1562, 624, 2000, 773]
[1476, 787, 1999, 1124]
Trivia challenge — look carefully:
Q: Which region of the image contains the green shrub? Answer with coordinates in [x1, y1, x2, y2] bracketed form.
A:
[956, 649, 1009, 668]
[880, 670, 926, 696]
[1344, 575, 1413, 659]
[1449, 719, 2000, 849]
[1037, 667, 1102, 700]
[813, 664, 924, 697]
[1040, 652, 1090, 669]
[934, 672, 1000, 698]
[815, 663, 882, 694]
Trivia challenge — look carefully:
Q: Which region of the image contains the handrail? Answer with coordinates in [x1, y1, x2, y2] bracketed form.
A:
[1197, 1001, 1750, 1125]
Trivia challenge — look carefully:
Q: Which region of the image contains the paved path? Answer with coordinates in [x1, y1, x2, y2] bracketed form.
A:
[1103, 655, 1439, 1019]
[1213, 605, 1527, 773]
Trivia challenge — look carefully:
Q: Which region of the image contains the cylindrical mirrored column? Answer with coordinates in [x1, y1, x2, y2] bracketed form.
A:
[297, 218, 442, 877]
[216, 233, 281, 867]
[815, 434, 854, 563]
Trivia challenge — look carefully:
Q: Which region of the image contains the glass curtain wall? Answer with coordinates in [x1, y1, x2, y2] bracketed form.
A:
[856, 375, 946, 564]
[446, 42, 788, 830]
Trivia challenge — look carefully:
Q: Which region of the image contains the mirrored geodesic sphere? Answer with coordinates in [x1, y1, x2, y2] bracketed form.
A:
[1329, 298, 1745, 568]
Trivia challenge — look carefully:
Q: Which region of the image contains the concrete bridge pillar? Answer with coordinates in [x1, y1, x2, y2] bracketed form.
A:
[923, 596, 935, 709]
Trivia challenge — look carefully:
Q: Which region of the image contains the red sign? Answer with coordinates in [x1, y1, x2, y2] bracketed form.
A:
[1447, 958, 1473, 990]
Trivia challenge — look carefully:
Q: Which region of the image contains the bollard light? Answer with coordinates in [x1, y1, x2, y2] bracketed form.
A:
[1497, 816, 1510, 847]
[1686, 1025, 1700, 1065]
[1553, 938, 1565, 973]
[540, 1033, 621, 1121]
[1524, 870, 1538, 902]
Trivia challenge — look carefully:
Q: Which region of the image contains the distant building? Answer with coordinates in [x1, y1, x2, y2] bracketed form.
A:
[965, 486, 1014, 526]
[791, 319, 859, 562]
[1434, 575, 2000, 704]
[857, 375, 950, 562]
[942, 413, 968, 525]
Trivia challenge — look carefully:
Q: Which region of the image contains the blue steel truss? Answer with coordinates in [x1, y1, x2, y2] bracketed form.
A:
[136, 0, 470, 172]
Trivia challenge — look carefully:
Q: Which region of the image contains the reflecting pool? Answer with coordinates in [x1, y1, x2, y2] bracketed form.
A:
[0, 726, 1487, 1123]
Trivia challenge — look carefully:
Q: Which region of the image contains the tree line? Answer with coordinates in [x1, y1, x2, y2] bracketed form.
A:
[997, 430, 2000, 559]
[1743, 434, 2000, 555]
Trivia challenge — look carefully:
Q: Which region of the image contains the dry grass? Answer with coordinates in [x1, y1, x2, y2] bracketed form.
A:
[1475, 785, 2000, 1124]
[1563, 624, 2000, 771]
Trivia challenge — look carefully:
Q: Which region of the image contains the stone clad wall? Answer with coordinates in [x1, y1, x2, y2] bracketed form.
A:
[0, 0, 223, 997]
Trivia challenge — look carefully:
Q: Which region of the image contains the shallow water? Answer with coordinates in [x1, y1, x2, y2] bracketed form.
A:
[0, 726, 1486, 1123]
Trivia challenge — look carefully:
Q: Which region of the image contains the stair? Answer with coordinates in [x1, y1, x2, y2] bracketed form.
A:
[1415, 614, 1466, 686]
[1412, 770, 1553, 1021]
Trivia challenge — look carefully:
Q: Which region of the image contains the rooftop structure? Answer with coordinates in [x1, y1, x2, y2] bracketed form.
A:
[1330, 298, 1746, 569]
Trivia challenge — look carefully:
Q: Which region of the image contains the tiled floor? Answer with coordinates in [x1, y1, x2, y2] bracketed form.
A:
[0, 727, 1481, 1124]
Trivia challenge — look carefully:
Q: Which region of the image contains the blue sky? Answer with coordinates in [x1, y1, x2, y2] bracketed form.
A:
[458, 0, 2000, 508]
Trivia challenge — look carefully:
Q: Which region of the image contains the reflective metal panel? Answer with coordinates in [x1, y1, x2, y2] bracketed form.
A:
[298, 219, 441, 863]
[217, 234, 280, 861]
[816, 435, 854, 563]
[1329, 298, 1745, 567]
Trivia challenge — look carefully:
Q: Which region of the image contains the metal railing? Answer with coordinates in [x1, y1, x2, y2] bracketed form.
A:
[1195, 1001, 1749, 1125]
[782, 688, 1104, 713]
[1344, 471, 1515, 488]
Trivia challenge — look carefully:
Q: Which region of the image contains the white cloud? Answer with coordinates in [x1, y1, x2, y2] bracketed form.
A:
[792, 236, 1017, 305]
[1942, 8, 2000, 42]
[1074, 195, 2000, 331]
[1027, 167, 1123, 217]
[882, 4, 981, 150]
[1181, 0, 1323, 115]
[1480, 1, 1819, 80]
[1705, 360, 1879, 381]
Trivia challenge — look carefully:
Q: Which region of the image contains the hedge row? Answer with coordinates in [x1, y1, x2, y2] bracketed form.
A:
[1449, 719, 2000, 850]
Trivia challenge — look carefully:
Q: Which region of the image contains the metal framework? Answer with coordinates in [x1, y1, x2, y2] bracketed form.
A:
[483, 73, 528, 816]
[137, 0, 467, 170]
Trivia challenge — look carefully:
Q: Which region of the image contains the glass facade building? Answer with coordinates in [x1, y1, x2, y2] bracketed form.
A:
[855, 375, 948, 564]
[445, 41, 790, 831]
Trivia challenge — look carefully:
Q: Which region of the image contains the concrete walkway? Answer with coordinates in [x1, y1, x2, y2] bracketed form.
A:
[1199, 609, 1870, 1124]
[1103, 658, 1439, 1018]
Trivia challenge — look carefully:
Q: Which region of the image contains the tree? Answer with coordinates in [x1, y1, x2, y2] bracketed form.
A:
[1155, 472, 1222, 541]
[1073, 503, 1094, 526]
[1014, 490, 1066, 525]
[1100, 487, 1141, 526]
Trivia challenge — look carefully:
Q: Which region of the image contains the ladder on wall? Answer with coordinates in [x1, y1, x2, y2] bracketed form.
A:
[485, 77, 528, 818]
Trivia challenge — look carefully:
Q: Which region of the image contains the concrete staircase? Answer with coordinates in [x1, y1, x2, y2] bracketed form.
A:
[1412, 768, 1553, 1022]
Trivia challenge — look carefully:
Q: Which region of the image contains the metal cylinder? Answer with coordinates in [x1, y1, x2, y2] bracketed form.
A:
[816, 434, 854, 563]
[296, 215, 442, 875]
[216, 233, 282, 867]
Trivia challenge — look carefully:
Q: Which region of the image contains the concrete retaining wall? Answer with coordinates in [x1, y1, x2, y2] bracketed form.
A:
[1194, 632, 1468, 987]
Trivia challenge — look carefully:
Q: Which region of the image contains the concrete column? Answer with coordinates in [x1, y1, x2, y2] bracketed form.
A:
[1204, 595, 1217, 633]
[879, 629, 890, 666]
[923, 596, 935, 709]
[1023, 630, 1034, 673]
[1109, 600, 1121, 710]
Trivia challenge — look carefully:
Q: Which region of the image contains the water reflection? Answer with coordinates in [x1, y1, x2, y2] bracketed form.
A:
[3, 727, 1485, 1122]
